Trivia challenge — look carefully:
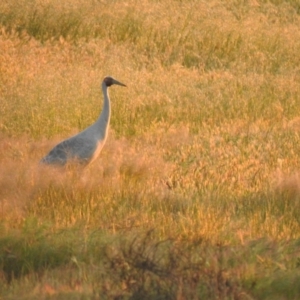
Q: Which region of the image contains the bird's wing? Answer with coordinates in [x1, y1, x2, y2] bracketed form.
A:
[40, 141, 69, 165]
[41, 135, 97, 165]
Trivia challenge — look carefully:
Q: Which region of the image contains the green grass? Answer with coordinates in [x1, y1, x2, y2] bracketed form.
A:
[1, 0, 300, 298]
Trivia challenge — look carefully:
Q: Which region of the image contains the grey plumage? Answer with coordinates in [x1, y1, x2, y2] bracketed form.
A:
[40, 76, 126, 166]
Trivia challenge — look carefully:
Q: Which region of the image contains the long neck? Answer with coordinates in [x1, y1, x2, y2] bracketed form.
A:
[95, 82, 111, 138]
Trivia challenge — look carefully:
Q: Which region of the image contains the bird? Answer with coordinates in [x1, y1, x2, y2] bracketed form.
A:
[40, 76, 126, 166]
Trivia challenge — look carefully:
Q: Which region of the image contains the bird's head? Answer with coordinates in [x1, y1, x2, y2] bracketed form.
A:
[103, 76, 126, 87]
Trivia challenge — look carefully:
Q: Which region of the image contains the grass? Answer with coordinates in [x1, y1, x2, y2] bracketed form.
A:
[1, 0, 300, 298]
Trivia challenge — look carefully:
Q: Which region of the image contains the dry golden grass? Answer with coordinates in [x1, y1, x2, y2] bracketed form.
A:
[1, 0, 300, 298]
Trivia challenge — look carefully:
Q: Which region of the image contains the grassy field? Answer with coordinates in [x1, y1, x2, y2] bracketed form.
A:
[1, 0, 300, 298]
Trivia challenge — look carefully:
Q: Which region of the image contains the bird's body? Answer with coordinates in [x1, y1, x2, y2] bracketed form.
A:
[40, 76, 126, 166]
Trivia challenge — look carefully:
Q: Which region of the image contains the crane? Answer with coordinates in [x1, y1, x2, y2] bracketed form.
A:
[40, 76, 126, 166]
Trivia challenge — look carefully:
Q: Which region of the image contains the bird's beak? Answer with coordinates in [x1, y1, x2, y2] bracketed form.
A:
[113, 79, 126, 87]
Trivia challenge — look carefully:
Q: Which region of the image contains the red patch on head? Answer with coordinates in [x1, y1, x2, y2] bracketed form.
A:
[104, 77, 114, 87]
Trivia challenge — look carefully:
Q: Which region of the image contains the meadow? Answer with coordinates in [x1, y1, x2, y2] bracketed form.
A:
[1, 0, 300, 298]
